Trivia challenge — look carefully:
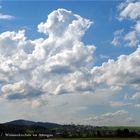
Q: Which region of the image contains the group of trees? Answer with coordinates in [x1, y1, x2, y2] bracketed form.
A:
[53, 125, 140, 138]
[0, 124, 51, 137]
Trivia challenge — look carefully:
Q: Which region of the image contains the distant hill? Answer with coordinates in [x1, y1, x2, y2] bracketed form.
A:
[2, 119, 62, 129]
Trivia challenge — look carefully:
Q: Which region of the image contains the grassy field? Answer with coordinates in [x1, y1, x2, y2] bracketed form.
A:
[48, 138, 140, 140]
[0, 137, 140, 140]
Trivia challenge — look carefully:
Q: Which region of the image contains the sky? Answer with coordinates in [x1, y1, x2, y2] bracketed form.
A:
[0, 0, 140, 126]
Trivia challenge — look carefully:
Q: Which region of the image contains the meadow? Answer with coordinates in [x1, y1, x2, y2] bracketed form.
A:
[48, 138, 140, 140]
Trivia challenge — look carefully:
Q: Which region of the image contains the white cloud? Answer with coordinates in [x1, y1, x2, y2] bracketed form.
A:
[91, 46, 140, 89]
[134, 104, 140, 107]
[0, 9, 95, 101]
[112, 28, 139, 47]
[110, 101, 132, 107]
[117, 0, 136, 11]
[116, 1, 140, 47]
[119, 1, 140, 20]
[135, 20, 140, 33]
[86, 110, 130, 126]
[102, 110, 128, 118]
[124, 31, 139, 47]
[0, 13, 14, 20]
[38, 8, 92, 40]
[111, 29, 124, 46]
[131, 92, 140, 100]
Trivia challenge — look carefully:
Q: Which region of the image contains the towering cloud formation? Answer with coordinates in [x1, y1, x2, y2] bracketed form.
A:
[38, 9, 92, 39]
[0, 9, 95, 100]
[0, 8, 140, 103]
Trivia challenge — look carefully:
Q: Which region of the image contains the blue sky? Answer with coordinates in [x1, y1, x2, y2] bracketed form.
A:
[0, 0, 140, 126]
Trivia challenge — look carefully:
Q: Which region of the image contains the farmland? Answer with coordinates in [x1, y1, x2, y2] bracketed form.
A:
[49, 138, 140, 140]
[1, 137, 140, 140]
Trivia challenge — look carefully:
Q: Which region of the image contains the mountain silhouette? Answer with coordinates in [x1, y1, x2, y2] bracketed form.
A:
[2, 119, 62, 129]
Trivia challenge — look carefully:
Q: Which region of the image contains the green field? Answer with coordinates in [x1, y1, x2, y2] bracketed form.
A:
[0, 137, 140, 140]
[48, 138, 140, 140]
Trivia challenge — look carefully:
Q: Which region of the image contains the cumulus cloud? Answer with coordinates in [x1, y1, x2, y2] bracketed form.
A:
[38, 9, 92, 40]
[119, 1, 140, 20]
[91, 46, 140, 89]
[0, 9, 95, 100]
[116, 1, 140, 47]
[1, 80, 42, 100]
[0, 8, 139, 101]
[124, 31, 139, 47]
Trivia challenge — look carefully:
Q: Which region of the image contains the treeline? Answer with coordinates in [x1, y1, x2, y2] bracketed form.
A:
[0, 124, 51, 136]
[0, 124, 140, 138]
[53, 125, 140, 138]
